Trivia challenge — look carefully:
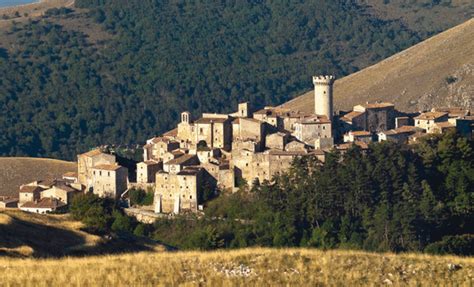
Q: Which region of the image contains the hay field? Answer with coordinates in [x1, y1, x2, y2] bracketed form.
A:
[0, 247, 472, 286]
[281, 18, 474, 113]
[0, 157, 76, 197]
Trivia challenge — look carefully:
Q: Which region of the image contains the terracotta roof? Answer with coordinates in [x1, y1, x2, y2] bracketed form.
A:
[311, 149, 326, 156]
[19, 186, 43, 193]
[350, 131, 372, 136]
[63, 172, 77, 178]
[0, 198, 19, 204]
[414, 111, 448, 120]
[177, 168, 201, 176]
[93, 164, 124, 171]
[267, 132, 289, 138]
[254, 107, 308, 118]
[337, 141, 369, 150]
[150, 137, 177, 144]
[165, 154, 197, 165]
[382, 125, 422, 135]
[20, 198, 66, 209]
[140, 160, 161, 165]
[163, 128, 178, 137]
[171, 150, 185, 156]
[267, 149, 308, 156]
[194, 117, 229, 124]
[298, 115, 331, 124]
[432, 107, 470, 117]
[361, 102, 394, 109]
[435, 122, 456, 128]
[52, 184, 78, 193]
[341, 111, 364, 121]
[80, 149, 104, 157]
[233, 117, 262, 124]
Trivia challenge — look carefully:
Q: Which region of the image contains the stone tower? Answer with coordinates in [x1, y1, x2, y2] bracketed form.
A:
[313, 75, 335, 120]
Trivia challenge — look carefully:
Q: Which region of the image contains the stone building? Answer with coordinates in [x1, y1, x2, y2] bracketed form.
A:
[154, 167, 203, 214]
[343, 130, 373, 144]
[341, 102, 395, 133]
[414, 111, 449, 133]
[143, 137, 180, 161]
[77, 149, 116, 189]
[19, 198, 66, 214]
[137, 160, 162, 183]
[313, 75, 335, 120]
[293, 115, 332, 145]
[194, 115, 233, 150]
[378, 126, 423, 143]
[163, 154, 199, 173]
[18, 185, 43, 205]
[41, 184, 80, 204]
[232, 117, 265, 143]
[266, 132, 290, 150]
[91, 164, 128, 198]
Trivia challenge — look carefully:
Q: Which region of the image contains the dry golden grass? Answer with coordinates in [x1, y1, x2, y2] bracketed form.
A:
[281, 18, 474, 113]
[0, 157, 76, 197]
[0, 247, 472, 286]
[0, 210, 102, 257]
[0, 209, 166, 258]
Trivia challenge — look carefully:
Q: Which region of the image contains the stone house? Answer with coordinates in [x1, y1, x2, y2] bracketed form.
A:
[41, 184, 80, 205]
[196, 147, 221, 164]
[18, 185, 43, 205]
[154, 167, 203, 214]
[143, 137, 180, 161]
[77, 149, 116, 189]
[19, 198, 66, 214]
[351, 102, 395, 132]
[91, 164, 128, 198]
[414, 111, 449, 133]
[293, 115, 332, 145]
[194, 115, 233, 150]
[343, 130, 373, 144]
[285, 140, 307, 152]
[232, 117, 265, 143]
[378, 126, 423, 143]
[0, 197, 19, 209]
[163, 154, 199, 174]
[266, 132, 290, 150]
[137, 160, 162, 183]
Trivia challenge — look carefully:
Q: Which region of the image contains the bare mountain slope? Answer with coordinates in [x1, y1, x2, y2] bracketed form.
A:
[281, 18, 474, 113]
[0, 157, 76, 197]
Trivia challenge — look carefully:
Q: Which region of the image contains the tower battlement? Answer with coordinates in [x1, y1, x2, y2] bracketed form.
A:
[313, 75, 335, 120]
[312, 75, 335, 85]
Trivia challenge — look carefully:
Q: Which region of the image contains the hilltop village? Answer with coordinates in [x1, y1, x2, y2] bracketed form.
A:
[3, 75, 473, 215]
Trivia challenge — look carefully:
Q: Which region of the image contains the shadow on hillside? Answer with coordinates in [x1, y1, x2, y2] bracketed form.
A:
[0, 214, 170, 258]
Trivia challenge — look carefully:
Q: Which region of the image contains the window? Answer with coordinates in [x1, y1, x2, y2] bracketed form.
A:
[200, 128, 203, 134]
[190, 196, 192, 199]
[99, 171, 102, 176]
[108, 172, 110, 177]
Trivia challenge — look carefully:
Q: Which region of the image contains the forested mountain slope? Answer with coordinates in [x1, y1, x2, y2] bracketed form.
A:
[0, 0, 467, 159]
[281, 18, 474, 113]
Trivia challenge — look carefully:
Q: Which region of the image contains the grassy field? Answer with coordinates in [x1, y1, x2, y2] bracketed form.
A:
[282, 18, 474, 113]
[0, 247, 472, 286]
[0, 157, 76, 197]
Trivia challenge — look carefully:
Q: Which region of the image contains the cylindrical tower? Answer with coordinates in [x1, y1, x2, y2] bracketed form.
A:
[313, 75, 335, 120]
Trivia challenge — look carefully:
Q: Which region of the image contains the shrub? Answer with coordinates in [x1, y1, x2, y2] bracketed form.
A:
[424, 234, 474, 255]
